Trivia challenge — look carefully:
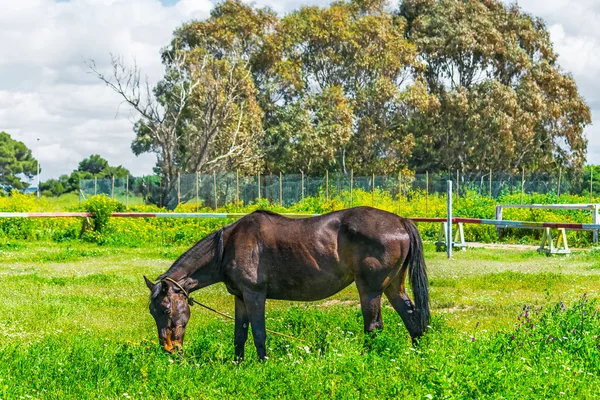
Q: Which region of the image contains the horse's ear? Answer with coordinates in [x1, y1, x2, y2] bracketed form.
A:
[143, 275, 155, 291]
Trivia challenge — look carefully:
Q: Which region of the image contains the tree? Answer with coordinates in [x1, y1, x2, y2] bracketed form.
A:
[90, 0, 269, 207]
[78, 154, 109, 175]
[39, 178, 67, 197]
[68, 155, 130, 193]
[260, 0, 433, 174]
[263, 86, 353, 173]
[40, 155, 131, 196]
[0, 131, 38, 191]
[400, 0, 591, 173]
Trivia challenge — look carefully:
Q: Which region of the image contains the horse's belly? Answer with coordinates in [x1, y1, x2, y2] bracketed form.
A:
[265, 258, 354, 301]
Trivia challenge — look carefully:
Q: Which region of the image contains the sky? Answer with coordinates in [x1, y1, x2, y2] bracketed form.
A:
[0, 0, 598, 180]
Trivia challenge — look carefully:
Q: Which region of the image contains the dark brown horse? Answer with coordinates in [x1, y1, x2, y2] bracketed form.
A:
[144, 206, 429, 360]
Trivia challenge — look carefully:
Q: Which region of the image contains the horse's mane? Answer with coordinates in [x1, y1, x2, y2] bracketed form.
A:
[151, 228, 224, 300]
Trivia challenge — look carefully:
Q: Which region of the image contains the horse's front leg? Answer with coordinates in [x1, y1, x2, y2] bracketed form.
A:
[242, 290, 268, 360]
[234, 295, 249, 361]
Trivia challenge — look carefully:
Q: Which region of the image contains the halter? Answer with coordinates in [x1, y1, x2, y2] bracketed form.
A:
[163, 277, 194, 306]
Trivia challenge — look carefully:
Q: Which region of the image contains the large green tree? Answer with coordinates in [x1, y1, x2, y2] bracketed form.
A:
[262, 0, 435, 174]
[0, 132, 38, 191]
[400, 0, 591, 172]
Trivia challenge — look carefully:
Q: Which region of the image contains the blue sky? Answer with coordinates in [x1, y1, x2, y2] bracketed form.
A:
[0, 0, 597, 179]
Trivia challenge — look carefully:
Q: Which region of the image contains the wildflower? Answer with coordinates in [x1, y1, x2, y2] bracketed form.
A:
[471, 337, 475, 342]
[476, 321, 480, 327]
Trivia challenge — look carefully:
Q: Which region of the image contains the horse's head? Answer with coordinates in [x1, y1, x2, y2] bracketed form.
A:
[144, 276, 191, 354]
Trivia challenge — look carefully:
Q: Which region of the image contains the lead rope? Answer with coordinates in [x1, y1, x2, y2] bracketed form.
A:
[162, 277, 304, 343]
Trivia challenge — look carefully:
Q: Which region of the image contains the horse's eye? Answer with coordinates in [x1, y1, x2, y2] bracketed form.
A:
[164, 307, 171, 315]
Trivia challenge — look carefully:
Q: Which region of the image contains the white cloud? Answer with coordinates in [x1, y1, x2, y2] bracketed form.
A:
[0, 0, 212, 180]
[0, 0, 598, 182]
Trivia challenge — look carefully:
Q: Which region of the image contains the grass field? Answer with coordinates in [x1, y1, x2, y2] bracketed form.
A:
[1, 241, 600, 399]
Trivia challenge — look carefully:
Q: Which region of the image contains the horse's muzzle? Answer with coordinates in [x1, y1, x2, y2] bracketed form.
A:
[160, 326, 185, 353]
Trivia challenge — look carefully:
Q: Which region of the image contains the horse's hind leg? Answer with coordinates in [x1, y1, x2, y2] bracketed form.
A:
[234, 295, 249, 361]
[384, 272, 421, 340]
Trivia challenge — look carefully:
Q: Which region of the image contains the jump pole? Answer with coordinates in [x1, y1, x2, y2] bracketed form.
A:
[447, 180, 453, 259]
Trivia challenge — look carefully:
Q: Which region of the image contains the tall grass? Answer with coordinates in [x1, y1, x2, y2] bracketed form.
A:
[1, 243, 599, 398]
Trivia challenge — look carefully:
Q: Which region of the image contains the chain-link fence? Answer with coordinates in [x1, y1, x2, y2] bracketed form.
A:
[80, 170, 599, 209]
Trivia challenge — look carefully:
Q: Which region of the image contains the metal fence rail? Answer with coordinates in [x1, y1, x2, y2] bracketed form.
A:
[3, 211, 600, 231]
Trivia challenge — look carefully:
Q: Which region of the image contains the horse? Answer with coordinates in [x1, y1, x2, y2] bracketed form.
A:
[144, 206, 430, 360]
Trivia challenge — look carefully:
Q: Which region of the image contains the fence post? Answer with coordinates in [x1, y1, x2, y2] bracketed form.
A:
[398, 171, 402, 215]
[350, 169, 354, 207]
[213, 171, 217, 209]
[447, 180, 453, 259]
[196, 171, 199, 212]
[456, 170, 459, 201]
[590, 166, 594, 203]
[496, 205, 503, 238]
[258, 173, 261, 200]
[326, 170, 329, 203]
[111, 176, 115, 199]
[520, 167, 525, 204]
[279, 172, 283, 206]
[94, 177, 97, 196]
[489, 168, 492, 198]
[593, 205, 599, 244]
[558, 167, 562, 198]
[177, 172, 181, 207]
[126, 175, 129, 208]
[372, 173, 375, 207]
[426, 171, 429, 217]
[301, 171, 304, 201]
[236, 170, 240, 206]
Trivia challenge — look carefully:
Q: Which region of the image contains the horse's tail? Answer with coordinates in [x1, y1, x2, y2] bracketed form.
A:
[403, 218, 430, 335]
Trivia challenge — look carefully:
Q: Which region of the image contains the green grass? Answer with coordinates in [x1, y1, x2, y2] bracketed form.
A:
[44, 192, 81, 210]
[1, 242, 600, 399]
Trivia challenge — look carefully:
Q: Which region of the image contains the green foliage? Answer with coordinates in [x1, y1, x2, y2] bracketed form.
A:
[78, 154, 109, 174]
[3, 186, 600, 247]
[40, 154, 131, 197]
[0, 131, 38, 190]
[79, 195, 125, 237]
[401, 0, 591, 172]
